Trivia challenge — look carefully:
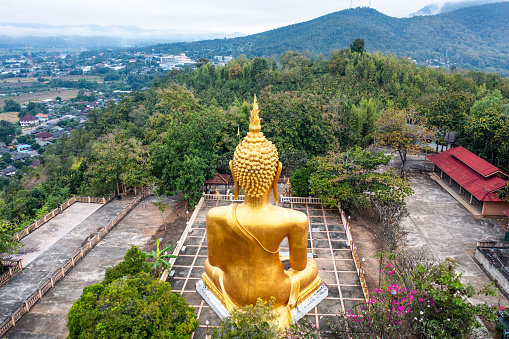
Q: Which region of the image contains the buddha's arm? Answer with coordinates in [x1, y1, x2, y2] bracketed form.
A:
[206, 210, 224, 269]
[288, 214, 309, 271]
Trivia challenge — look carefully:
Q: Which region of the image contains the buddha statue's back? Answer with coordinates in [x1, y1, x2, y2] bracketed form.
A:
[201, 96, 322, 327]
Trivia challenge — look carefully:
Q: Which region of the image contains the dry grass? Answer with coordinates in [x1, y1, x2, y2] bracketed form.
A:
[0, 89, 80, 108]
[0, 111, 20, 123]
[1, 78, 35, 84]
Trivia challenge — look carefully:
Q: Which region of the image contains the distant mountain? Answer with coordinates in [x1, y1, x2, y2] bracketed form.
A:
[149, 3, 509, 75]
[0, 23, 245, 48]
[410, 0, 507, 16]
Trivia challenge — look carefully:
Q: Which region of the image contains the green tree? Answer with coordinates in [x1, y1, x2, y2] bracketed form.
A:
[290, 166, 313, 197]
[87, 134, 154, 196]
[151, 197, 169, 230]
[0, 120, 16, 144]
[0, 218, 22, 255]
[3, 98, 21, 112]
[67, 272, 199, 339]
[309, 147, 412, 212]
[102, 246, 151, 285]
[350, 38, 365, 54]
[375, 108, 435, 177]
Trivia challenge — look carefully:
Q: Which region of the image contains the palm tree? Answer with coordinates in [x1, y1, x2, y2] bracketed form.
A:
[142, 238, 177, 277]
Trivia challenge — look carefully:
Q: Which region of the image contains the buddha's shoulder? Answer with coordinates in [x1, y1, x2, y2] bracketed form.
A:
[206, 205, 231, 221]
[274, 206, 308, 224]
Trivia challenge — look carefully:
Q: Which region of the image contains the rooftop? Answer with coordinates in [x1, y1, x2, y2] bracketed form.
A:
[428, 146, 508, 202]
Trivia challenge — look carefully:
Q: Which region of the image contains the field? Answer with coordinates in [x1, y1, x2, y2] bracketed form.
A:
[1, 78, 37, 84]
[0, 111, 20, 123]
[0, 89, 80, 108]
[60, 75, 103, 82]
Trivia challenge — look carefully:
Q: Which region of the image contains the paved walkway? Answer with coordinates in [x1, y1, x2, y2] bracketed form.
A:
[403, 174, 507, 306]
[4, 203, 102, 267]
[5, 196, 172, 339]
[0, 198, 130, 320]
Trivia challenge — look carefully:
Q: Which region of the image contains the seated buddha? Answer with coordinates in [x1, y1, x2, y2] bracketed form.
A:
[202, 96, 321, 327]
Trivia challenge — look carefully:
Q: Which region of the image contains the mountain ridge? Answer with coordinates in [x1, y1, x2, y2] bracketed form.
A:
[149, 3, 509, 75]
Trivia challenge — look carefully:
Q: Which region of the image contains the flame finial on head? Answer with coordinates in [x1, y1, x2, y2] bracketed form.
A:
[249, 95, 262, 133]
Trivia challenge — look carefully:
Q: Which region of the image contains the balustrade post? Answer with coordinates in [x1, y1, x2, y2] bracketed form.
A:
[11, 316, 15, 327]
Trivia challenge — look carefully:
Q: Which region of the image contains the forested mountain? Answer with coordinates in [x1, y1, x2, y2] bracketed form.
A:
[150, 3, 509, 75]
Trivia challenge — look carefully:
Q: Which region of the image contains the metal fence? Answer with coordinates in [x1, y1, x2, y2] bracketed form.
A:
[0, 190, 151, 338]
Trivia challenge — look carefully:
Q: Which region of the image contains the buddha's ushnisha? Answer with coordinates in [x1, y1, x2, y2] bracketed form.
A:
[231, 95, 279, 199]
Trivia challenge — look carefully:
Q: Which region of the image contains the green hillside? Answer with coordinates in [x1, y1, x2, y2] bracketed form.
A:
[149, 3, 509, 75]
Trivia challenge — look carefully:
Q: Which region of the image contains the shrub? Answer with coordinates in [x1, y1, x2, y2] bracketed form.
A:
[102, 245, 151, 285]
[212, 299, 279, 339]
[67, 272, 198, 338]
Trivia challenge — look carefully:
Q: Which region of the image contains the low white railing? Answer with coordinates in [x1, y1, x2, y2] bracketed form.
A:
[203, 193, 245, 201]
[279, 196, 321, 204]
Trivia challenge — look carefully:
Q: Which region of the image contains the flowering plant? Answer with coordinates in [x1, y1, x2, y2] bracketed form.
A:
[280, 320, 321, 339]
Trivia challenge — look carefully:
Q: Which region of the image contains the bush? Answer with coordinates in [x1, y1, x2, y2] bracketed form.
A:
[212, 299, 279, 339]
[68, 272, 198, 339]
[102, 246, 151, 285]
[290, 166, 312, 197]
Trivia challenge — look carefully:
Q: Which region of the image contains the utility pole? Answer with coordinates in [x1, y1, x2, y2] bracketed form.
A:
[369, 0, 372, 8]
[350, 0, 353, 8]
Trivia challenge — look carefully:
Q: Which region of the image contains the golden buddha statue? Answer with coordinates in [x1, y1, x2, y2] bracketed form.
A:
[202, 96, 322, 327]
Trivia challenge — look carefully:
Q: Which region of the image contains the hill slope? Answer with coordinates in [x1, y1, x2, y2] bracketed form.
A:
[150, 3, 509, 75]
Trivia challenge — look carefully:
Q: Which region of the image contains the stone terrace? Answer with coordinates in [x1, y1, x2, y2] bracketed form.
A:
[167, 199, 364, 338]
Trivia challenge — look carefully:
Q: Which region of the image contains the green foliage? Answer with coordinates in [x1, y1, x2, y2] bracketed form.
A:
[141, 238, 177, 277]
[0, 218, 21, 255]
[309, 147, 412, 212]
[290, 166, 313, 197]
[102, 246, 151, 285]
[330, 258, 497, 339]
[375, 108, 435, 177]
[151, 86, 222, 207]
[87, 134, 154, 195]
[497, 182, 509, 201]
[0, 120, 17, 144]
[67, 271, 199, 339]
[212, 299, 279, 339]
[350, 38, 365, 54]
[3, 98, 21, 112]
[147, 4, 509, 75]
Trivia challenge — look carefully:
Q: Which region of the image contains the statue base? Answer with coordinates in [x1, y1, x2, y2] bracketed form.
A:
[196, 279, 329, 323]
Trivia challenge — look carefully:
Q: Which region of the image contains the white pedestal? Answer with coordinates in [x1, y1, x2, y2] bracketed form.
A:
[196, 279, 328, 323]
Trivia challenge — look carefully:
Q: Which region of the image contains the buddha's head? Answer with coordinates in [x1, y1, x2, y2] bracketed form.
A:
[230, 96, 282, 201]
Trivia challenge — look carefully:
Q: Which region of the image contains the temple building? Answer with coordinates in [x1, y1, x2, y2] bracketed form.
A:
[428, 146, 509, 216]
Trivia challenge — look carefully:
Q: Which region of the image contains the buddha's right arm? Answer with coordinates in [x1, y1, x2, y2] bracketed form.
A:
[288, 214, 309, 271]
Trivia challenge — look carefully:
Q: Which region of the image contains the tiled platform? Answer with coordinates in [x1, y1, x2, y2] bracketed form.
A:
[167, 200, 364, 338]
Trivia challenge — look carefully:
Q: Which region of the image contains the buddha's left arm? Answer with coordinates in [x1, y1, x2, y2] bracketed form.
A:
[288, 216, 309, 271]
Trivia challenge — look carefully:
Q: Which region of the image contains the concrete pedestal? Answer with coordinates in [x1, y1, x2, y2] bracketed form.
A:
[196, 279, 328, 323]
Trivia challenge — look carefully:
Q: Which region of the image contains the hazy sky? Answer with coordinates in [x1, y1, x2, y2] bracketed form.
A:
[0, 0, 489, 35]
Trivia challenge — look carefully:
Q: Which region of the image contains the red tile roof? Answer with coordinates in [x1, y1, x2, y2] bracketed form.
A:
[204, 173, 233, 185]
[20, 114, 38, 122]
[448, 146, 502, 177]
[428, 146, 507, 202]
[36, 132, 53, 138]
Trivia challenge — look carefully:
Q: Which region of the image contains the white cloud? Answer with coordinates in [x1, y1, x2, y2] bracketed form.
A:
[0, 0, 505, 35]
